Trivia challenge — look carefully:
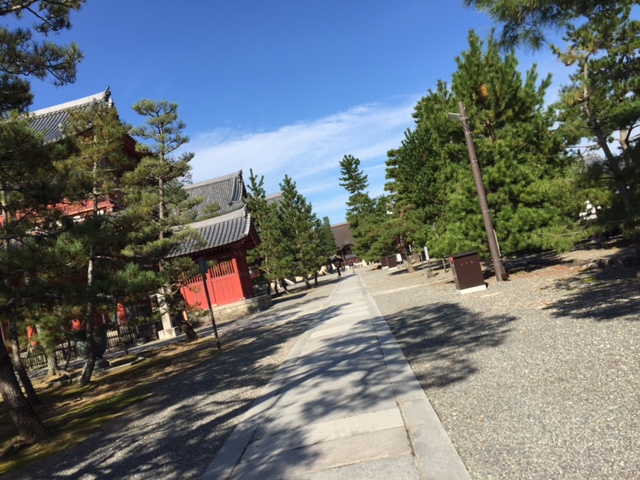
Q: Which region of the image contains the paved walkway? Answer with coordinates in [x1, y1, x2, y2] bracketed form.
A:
[201, 272, 470, 480]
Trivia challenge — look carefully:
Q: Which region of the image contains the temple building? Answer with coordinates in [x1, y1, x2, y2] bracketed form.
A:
[172, 171, 270, 323]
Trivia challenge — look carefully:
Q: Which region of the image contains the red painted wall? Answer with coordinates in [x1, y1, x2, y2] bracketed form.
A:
[180, 253, 255, 310]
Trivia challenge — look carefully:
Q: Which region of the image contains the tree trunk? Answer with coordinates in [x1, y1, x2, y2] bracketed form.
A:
[79, 300, 97, 386]
[8, 320, 41, 406]
[398, 237, 415, 273]
[0, 337, 47, 443]
[80, 166, 100, 387]
[79, 242, 97, 387]
[581, 59, 639, 258]
[46, 352, 60, 378]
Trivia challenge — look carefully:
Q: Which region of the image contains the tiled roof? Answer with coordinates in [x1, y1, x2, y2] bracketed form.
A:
[169, 206, 252, 257]
[29, 89, 112, 144]
[185, 171, 246, 220]
[265, 192, 282, 205]
[331, 222, 355, 248]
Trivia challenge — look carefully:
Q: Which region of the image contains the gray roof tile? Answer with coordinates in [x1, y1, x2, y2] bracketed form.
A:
[170, 206, 251, 257]
[29, 89, 112, 143]
[185, 171, 246, 220]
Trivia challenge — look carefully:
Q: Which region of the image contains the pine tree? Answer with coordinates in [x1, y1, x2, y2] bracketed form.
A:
[127, 100, 199, 324]
[552, 3, 640, 254]
[0, 0, 84, 442]
[338, 154, 391, 261]
[450, 31, 581, 254]
[318, 216, 337, 258]
[339, 155, 371, 226]
[55, 100, 135, 386]
[463, 0, 608, 49]
[385, 31, 581, 259]
[277, 176, 324, 289]
[0, 114, 65, 425]
[128, 100, 196, 263]
[0, 121, 74, 438]
[385, 82, 461, 255]
[0, 1, 84, 112]
[245, 170, 287, 292]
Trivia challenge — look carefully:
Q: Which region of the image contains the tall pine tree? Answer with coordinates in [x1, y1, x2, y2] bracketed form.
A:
[0, 0, 85, 442]
[339, 154, 393, 261]
[127, 100, 199, 324]
[552, 3, 640, 254]
[56, 100, 135, 386]
[385, 31, 581, 259]
[277, 176, 324, 289]
[245, 170, 288, 292]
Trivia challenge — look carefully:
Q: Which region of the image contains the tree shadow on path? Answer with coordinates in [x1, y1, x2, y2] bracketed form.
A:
[4, 298, 328, 480]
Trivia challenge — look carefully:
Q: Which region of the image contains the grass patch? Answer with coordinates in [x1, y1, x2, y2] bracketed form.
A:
[0, 337, 220, 476]
[0, 390, 150, 475]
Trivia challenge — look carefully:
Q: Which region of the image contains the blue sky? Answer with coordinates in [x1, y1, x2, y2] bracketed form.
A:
[24, 0, 569, 225]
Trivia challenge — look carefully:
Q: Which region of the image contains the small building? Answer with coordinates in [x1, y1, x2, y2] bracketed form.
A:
[171, 172, 271, 323]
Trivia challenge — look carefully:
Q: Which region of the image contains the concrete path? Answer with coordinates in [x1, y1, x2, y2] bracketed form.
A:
[201, 272, 471, 480]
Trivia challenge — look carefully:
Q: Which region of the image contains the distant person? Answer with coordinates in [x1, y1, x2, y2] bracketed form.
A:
[348, 261, 354, 273]
[335, 263, 341, 279]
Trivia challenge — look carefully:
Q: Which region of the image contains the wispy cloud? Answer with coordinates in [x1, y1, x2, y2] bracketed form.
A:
[189, 96, 419, 223]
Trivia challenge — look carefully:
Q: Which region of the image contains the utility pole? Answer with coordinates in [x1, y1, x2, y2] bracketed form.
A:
[451, 101, 508, 282]
[198, 257, 222, 350]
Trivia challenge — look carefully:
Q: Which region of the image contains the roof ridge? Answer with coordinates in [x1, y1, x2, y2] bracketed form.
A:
[187, 204, 247, 229]
[31, 88, 111, 117]
[186, 170, 242, 190]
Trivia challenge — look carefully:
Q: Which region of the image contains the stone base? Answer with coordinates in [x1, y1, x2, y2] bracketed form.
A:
[158, 327, 182, 340]
[191, 295, 273, 327]
[458, 283, 488, 294]
[213, 294, 273, 323]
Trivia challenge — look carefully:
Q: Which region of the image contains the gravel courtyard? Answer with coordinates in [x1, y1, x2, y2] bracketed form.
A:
[6, 243, 638, 479]
[359, 244, 639, 479]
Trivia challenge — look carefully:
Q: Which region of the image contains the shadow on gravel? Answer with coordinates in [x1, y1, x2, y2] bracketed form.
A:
[501, 251, 565, 275]
[7, 303, 325, 480]
[542, 267, 639, 322]
[383, 302, 517, 389]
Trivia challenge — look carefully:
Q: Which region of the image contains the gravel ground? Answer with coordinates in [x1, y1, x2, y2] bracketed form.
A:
[6, 242, 638, 480]
[6, 276, 339, 480]
[359, 243, 639, 480]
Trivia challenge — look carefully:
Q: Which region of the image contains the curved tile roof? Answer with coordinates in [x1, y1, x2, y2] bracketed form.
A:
[29, 89, 112, 144]
[169, 206, 252, 257]
[185, 171, 246, 220]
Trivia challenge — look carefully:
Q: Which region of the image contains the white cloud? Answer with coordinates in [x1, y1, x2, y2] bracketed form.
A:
[189, 96, 419, 224]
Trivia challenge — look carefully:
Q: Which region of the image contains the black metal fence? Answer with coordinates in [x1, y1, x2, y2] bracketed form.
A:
[20, 320, 164, 371]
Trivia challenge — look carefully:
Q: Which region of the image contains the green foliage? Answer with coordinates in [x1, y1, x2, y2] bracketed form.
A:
[0, 0, 85, 441]
[0, 0, 85, 112]
[466, 0, 640, 255]
[384, 31, 584, 259]
[551, 3, 640, 243]
[246, 171, 327, 285]
[127, 99, 200, 289]
[463, 0, 609, 50]
[338, 154, 392, 261]
[51, 102, 134, 311]
[277, 175, 326, 281]
[317, 216, 337, 257]
[245, 169, 287, 283]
